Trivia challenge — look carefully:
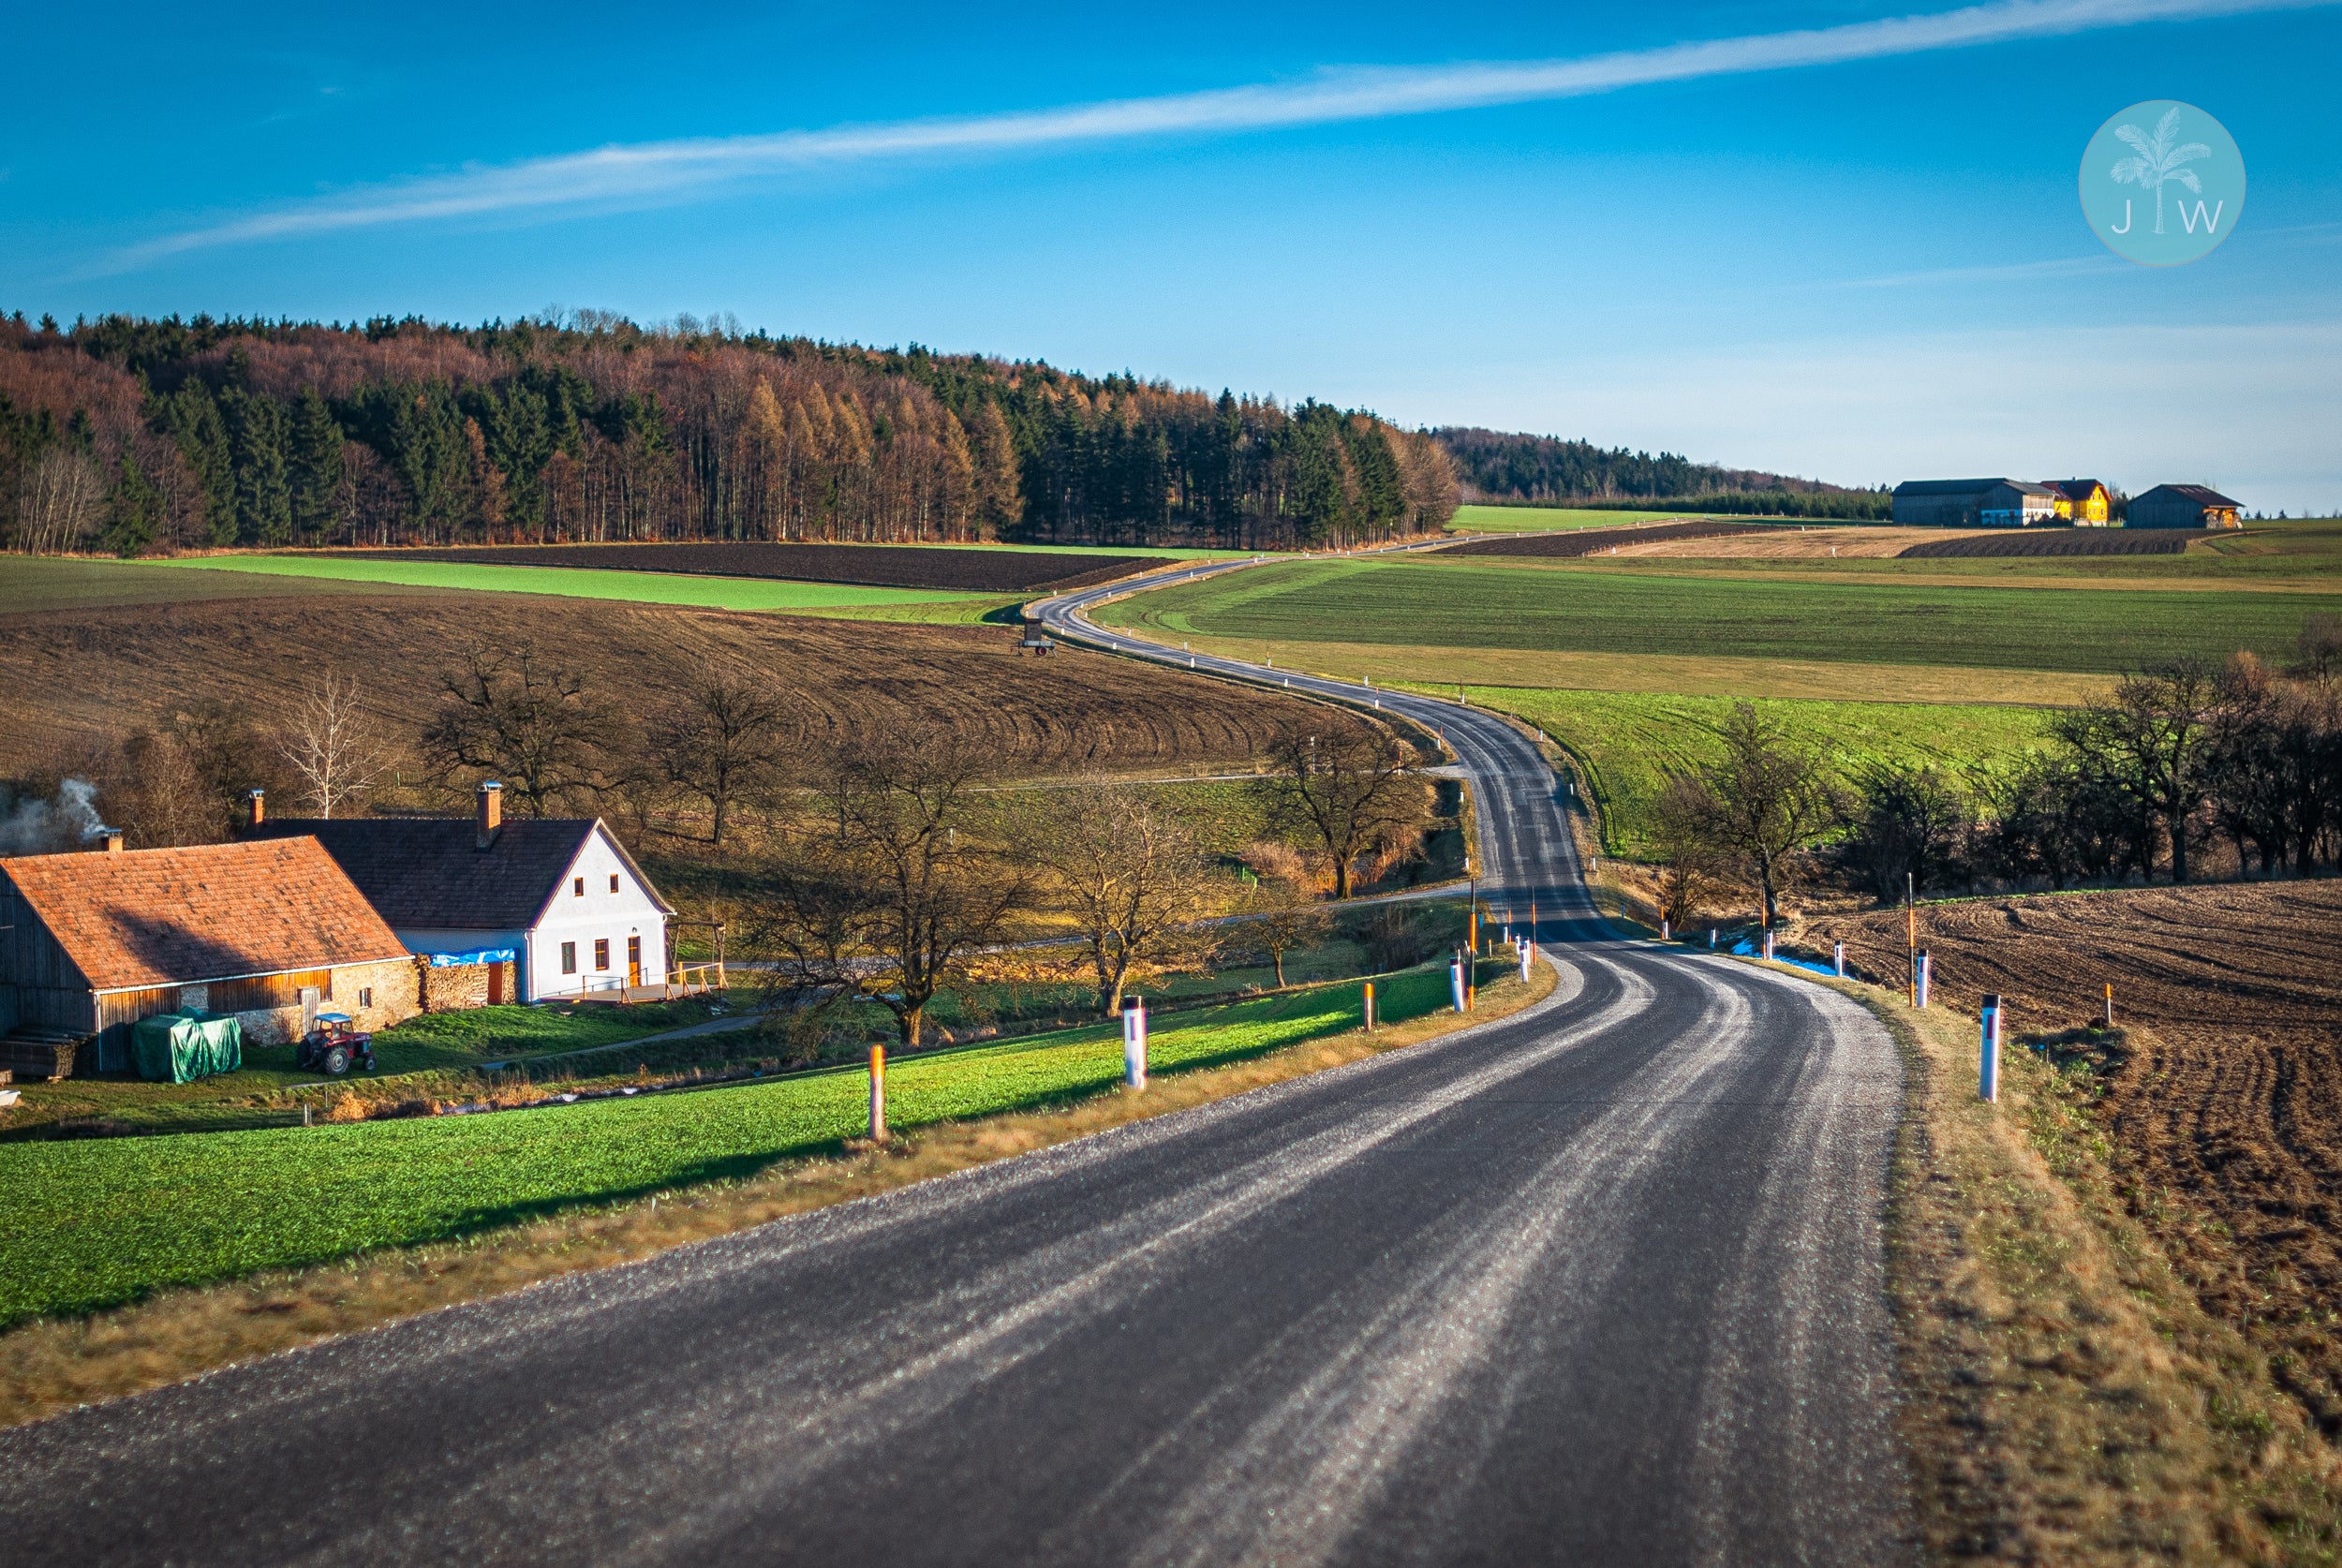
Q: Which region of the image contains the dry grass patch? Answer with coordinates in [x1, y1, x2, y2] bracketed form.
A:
[1845, 975, 2342, 1564]
[0, 958, 1553, 1432]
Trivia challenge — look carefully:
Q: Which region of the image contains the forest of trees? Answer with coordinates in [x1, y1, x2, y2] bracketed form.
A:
[1434, 426, 1882, 517]
[0, 310, 1458, 556]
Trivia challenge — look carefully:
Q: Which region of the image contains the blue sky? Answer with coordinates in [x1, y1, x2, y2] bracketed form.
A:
[5, 1, 2338, 510]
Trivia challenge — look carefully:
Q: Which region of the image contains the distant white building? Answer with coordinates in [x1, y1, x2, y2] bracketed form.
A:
[249, 783, 674, 1004]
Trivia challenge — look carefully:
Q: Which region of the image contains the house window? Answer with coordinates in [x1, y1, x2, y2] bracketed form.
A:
[594, 939, 610, 970]
[573, 877, 586, 897]
[609, 874, 620, 894]
[359, 987, 374, 1010]
[560, 941, 577, 974]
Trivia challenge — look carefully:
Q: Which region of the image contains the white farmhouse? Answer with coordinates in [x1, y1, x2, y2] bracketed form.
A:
[247, 783, 674, 1004]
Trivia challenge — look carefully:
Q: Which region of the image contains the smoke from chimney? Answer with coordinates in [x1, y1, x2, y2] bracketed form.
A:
[0, 778, 106, 856]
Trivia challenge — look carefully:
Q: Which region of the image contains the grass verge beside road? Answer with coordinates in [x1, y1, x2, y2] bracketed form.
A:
[0, 954, 1549, 1429]
[1799, 968, 2342, 1564]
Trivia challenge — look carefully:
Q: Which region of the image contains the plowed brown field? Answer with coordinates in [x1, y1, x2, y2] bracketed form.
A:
[1803, 881, 2342, 1437]
[325, 541, 1152, 593]
[0, 594, 1318, 779]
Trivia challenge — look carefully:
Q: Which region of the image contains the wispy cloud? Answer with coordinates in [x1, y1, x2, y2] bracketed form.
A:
[116, 0, 2320, 268]
[1840, 255, 2133, 287]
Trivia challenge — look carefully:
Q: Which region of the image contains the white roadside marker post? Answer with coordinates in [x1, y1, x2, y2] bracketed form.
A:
[1449, 954, 1468, 1014]
[1917, 950, 1932, 1010]
[1519, 941, 1533, 984]
[1660, 918, 1670, 941]
[1834, 940, 1846, 977]
[1979, 995, 2003, 1102]
[1122, 999, 1148, 1090]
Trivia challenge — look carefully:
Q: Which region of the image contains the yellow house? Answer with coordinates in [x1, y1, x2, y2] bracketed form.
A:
[2041, 480, 2110, 525]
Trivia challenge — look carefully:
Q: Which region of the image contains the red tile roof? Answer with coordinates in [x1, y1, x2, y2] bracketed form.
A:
[0, 837, 408, 992]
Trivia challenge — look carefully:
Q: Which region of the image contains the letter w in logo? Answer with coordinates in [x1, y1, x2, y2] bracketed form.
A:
[2179, 200, 2225, 235]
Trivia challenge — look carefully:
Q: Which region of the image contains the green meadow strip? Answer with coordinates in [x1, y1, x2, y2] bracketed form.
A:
[0, 969, 1452, 1327]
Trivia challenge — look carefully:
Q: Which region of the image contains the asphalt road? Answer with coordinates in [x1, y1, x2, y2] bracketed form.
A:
[2, 555, 1914, 1566]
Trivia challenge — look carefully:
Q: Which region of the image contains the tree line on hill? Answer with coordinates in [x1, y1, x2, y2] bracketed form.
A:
[0, 310, 1458, 557]
[1433, 425, 1883, 518]
[1650, 615, 2342, 926]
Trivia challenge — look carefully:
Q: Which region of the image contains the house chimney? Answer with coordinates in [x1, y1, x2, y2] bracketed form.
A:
[100, 829, 125, 854]
[247, 789, 265, 830]
[476, 781, 503, 849]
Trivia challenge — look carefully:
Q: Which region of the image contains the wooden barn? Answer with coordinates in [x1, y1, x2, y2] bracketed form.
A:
[2128, 483, 2244, 529]
[1890, 478, 2063, 528]
[0, 836, 418, 1080]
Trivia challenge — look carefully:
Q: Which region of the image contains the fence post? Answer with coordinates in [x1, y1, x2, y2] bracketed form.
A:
[1122, 999, 1148, 1089]
[1363, 981, 1376, 1032]
[868, 1044, 887, 1141]
[1833, 940, 1845, 978]
[1979, 995, 2002, 1102]
[1917, 951, 1932, 1010]
[1450, 954, 1467, 1013]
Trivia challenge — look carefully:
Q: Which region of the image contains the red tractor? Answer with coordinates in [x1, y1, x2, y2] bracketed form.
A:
[296, 1013, 377, 1076]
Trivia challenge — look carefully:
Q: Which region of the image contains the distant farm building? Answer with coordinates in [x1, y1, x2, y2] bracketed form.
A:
[2040, 480, 2111, 525]
[1890, 479, 2063, 528]
[248, 783, 675, 1004]
[0, 836, 417, 1080]
[2128, 484, 2243, 529]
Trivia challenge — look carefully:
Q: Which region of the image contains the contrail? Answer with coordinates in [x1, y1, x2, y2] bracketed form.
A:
[116, 0, 2315, 266]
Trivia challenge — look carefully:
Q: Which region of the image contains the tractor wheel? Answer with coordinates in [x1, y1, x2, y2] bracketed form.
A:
[323, 1045, 352, 1076]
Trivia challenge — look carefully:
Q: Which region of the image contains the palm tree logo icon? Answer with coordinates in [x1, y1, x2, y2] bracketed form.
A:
[2109, 107, 2211, 236]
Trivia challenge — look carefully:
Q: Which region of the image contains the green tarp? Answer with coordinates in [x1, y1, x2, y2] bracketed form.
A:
[131, 1011, 243, 1084]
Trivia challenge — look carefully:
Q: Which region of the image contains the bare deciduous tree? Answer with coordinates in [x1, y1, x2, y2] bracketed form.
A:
[647, 671, 789, 844]
[1032, 782, 1224, 1017]
[1649, 774, 1729, 928]
[1668, 703, 1843, 926]
[1257, 721, 1428, 899]
[2053, 658, 2220, 883]
[751, 726, 1037, 1049]
[1240, 876, 1329, 987]
[422, 642, 611, 818]
[279, 673, 388, 819]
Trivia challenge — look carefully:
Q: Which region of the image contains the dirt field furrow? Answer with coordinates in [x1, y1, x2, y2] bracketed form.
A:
[0, 595, 1319, 780]
[1803, 880, 2342, 1437]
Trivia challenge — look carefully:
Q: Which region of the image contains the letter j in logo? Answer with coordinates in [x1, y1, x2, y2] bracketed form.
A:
[2082, 101, 2245, 266]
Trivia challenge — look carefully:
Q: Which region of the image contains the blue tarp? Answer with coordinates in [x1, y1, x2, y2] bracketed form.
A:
[422, 948, 517, 968]
[1729, 939, 1838, 979]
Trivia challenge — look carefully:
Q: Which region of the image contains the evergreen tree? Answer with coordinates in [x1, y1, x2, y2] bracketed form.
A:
[221, 385, 292, 545]
[101, 452, 163, 557]
[288, 389, 344, 540]
[159, 380, 235, 546]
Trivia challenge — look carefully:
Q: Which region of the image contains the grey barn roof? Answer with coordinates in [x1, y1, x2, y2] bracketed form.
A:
[248, 817, 674, 929]
[2145, 483, 2241, 507]
[1892, 477, 2058, 498]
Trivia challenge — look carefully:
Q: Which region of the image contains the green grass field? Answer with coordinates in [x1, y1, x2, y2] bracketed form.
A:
[0, 968, 1458, 1326]
[1441, 687, 2049, 854]
[1099, 556, 2342, 674]
[1448, 504, 1696, 533]
[152, 555, 985, 611]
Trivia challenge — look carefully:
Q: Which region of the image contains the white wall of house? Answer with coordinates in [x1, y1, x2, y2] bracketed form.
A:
[526, 829, 669, 1000]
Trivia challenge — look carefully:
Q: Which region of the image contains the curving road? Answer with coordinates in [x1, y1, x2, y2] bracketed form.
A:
[0, 553, 1913, 1566]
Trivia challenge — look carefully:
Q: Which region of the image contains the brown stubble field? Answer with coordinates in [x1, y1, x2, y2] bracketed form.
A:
[1803, 881, 2342, 1441]
[0, 589, 1319, 783]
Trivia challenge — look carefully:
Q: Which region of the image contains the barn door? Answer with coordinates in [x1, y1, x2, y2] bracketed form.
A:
[627, 937, 643, 989]
[300, 987, 322, 1035]
[486, 965, 505, 1006]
